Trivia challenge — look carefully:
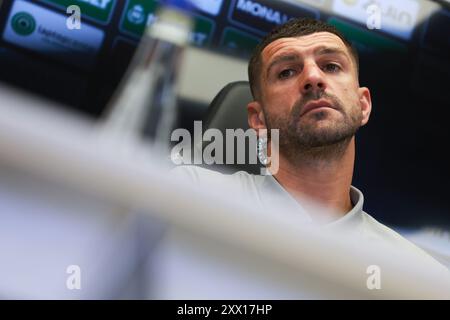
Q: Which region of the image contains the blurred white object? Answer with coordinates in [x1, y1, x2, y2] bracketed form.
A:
[401, 227, 450, 270]
[1, 83, 450, 299]
[0, 171, 141, 299]
[0, 85, 161, 299]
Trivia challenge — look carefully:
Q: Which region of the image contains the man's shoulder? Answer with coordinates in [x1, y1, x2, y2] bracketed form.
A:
[170, 165, 264, 189]
[170, 165, 224, 182]
[360, 212, 449, 271]
[360, 212, 413, 247]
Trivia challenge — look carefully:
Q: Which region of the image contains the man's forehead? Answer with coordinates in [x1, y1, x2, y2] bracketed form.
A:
[262, 32, 348, 61]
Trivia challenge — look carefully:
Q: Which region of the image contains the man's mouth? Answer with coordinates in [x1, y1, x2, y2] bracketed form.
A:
[300, 100, 336, 117]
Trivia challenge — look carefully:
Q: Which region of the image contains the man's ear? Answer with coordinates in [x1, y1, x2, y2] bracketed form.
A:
[247, 100, 267, 131]
[358, 87, 372, 126]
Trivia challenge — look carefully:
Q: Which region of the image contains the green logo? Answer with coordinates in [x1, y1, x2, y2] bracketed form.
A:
[11, 12, 36, 36]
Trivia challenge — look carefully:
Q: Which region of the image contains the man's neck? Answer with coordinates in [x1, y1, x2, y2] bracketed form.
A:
[271, 137, 355, 221]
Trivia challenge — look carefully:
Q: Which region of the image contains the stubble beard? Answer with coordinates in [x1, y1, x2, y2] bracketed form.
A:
[265, 91, 363, 164]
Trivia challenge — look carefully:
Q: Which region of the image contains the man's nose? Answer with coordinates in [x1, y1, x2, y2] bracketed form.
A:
[300, 62, 326, 94]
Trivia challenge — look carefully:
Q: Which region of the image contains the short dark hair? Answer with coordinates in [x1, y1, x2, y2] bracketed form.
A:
[248, 18, 359, 100]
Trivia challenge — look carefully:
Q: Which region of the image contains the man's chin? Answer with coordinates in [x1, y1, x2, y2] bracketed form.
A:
[295, 122, 343, 137]
[291, 127, 356, 147]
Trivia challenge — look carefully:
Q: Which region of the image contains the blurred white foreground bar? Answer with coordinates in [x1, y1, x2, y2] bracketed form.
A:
[0, 83, 449, 299]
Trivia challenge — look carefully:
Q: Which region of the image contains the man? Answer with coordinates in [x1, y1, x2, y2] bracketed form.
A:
[172, 18, 448, 270]
[246, 17, 370, 222]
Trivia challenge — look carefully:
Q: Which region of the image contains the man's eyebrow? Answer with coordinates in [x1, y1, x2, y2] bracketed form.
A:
[315, 46, 350, 60]
[266, 54, 300, 77]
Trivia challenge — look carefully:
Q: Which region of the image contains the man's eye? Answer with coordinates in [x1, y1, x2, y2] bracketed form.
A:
[323, 63, 341, 73]
[278, 69, 296, 79]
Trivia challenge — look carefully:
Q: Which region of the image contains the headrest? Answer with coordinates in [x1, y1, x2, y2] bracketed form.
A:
[200, 81, 263, 174]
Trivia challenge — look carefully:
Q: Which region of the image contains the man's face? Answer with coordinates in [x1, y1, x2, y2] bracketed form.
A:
[248, 32, 371, 156]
